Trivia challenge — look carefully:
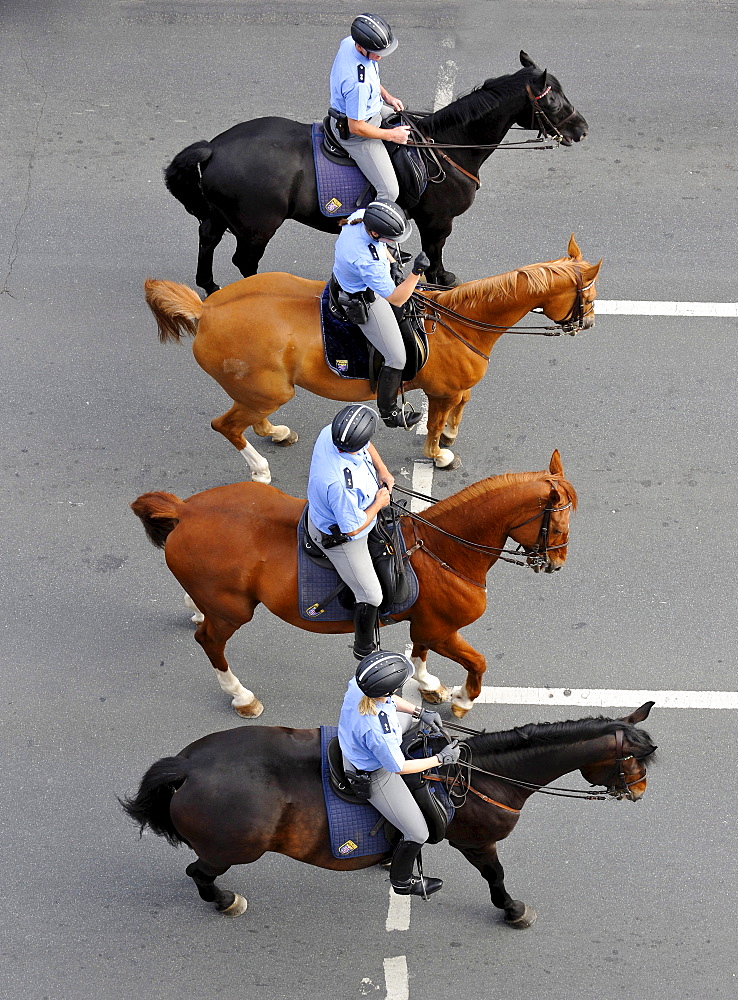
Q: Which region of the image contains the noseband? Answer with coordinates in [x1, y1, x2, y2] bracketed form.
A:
[509, 498, 573, 570]
[525, 83, 583, 143]
[607, 728, 651, 801]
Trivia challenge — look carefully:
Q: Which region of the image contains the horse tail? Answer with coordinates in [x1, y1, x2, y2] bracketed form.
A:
[119, 756, 188, 847]
[130, 490, 185, 548]
[164, 140, 213, 221]
[144, 278, 203, 344]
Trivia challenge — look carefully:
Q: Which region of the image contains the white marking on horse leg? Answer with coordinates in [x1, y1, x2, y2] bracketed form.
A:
[239, 441, 271, 484]
[433, 447, 456, 469]
[215, 667, 261, 714]
[411, 655, 442, 695]
[184, 592, 205, 624]
[451, 684, 474, 713]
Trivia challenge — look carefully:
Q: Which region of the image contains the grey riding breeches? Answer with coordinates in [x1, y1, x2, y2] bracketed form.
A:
[360, 295, 406, 370]
[307, 515, 383, 607]
[367, 767, 429, 844]
[334, 108, 400, 203]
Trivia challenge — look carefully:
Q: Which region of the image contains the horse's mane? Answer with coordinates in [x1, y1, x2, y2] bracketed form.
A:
[466, 717, 657, 761]
[438, 258, 581, 313]
[423, 67, 542, 134]
[421, 470, 578, 520]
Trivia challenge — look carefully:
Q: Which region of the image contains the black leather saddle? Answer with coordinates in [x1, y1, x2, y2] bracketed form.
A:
[326, 734, 452, 845]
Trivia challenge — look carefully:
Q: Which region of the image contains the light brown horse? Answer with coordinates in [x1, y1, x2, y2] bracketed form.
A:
[144, 236, 600, 482]
[131, 452, 576, 719]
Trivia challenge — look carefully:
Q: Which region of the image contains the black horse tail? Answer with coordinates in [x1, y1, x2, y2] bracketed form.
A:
[130, 490, 185, 548]
[164, 140, 213, 221]
[119, 756, 188, 847]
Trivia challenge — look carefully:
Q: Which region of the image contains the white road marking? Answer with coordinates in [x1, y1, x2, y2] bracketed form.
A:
[596, 300, 737, 317]
[384, 955, 409, 1000]
[433, 37, 457, 111]
[476, 687, 738, 709]
[386, 887, 411, 931]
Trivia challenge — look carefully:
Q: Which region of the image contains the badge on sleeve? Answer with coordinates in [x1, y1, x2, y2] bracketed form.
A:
[343, 467, 353, 488]
[368, 243, 380, 261]
[357, 64, 365, 82]
[378, 711, 392, 734]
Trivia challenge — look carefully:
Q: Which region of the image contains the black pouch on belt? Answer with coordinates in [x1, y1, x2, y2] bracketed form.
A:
[345, 769, 372, 800]
[321, 524, 351, 549]
[328, 107, 350, 141]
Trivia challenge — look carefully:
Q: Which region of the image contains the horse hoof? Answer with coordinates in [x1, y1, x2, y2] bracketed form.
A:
[418, 685, 450, 704]
[274, 430, 298, 447]
[204, 285, 221, 297]
[438, 272, 458, 288]
[505, 904, 537, 929]
[234, 697, 264, 718]
[251, 471, 272, 485]
[220, 893, 248, 917]
[433, 448, 461, 471]
[439, 434, 455, 448]
[190, 612, 205, 624]
[451, 703, 470, 719]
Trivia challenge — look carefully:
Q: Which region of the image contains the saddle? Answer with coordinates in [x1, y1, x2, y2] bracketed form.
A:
[300, 504, 410, 618]
[326, 731, 454, 846]
[326, 277, 428, 386]
[321, 114, 428, 211]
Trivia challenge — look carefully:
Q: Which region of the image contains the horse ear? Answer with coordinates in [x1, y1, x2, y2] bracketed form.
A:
[549, 449, 563, 476]
[519, 50, 537, 68]
[567, 234, 582, 261]
[619, 701, 655, 724]
[584, 260, 603, 282]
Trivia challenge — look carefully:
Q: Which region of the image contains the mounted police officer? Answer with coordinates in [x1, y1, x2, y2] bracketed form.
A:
[328, 13, 410, 203]
[338, 650, 461, 896]
[332, 200, 429, 428]
[307, 403, 397, 658]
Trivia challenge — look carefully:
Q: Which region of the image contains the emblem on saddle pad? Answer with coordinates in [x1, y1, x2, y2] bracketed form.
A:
[336, 359, 349, 372]
[339, 839, 358, 855]
[325, 197, 343, 214]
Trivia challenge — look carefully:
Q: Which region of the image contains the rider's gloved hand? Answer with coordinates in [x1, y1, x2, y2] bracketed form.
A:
[414, 707, 444, 736]
[412, 252, 430, 275]
[389, 262, 404, 285]
[436, 740, 461, 766]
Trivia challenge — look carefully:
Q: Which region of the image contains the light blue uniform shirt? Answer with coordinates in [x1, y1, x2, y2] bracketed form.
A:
[307, 424, 380, 540]
[338, 677, 406, 772]
[333, 210, 396, 298]
[329, 35, 382, 122]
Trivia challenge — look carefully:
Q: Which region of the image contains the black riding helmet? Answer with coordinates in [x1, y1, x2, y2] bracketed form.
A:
[350, 13, 398, 56]
[362, 200, 412, 244]
[356, 651, 413, 697]
[331, 403, 379, 452]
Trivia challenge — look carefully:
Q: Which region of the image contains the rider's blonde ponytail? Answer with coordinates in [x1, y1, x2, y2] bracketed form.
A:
[358, 695, 379, 716]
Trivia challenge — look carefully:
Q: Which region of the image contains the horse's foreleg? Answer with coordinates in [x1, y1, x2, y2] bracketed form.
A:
[427, 631, 486, 717]
[409, 643, 451, 704]
[417, 222, 457, 287]
[193, 614, 264, 718]
[422, 396, 462, 470]
[211, 403, 272, 484]
[252, 417, 298, 448]
[439, 390, 471, 449]
[196, 214, 228, 296]
[186, 859, 248, 916]
[450, 843, 535, 928]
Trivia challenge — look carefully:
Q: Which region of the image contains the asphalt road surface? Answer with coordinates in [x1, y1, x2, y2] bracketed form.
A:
[2, 2, 736, 999]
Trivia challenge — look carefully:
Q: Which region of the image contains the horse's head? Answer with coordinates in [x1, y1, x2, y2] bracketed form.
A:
[579, 704, 658, 802]
[539, 235, 602, 335]
[506, 450, 577, 573]
[517, 51, 589, 145]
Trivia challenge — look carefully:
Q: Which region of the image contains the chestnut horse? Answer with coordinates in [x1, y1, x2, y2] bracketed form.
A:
[120, 704, 656, 924]
[144, 236, 601, 482]
[131, 453, 576, 718]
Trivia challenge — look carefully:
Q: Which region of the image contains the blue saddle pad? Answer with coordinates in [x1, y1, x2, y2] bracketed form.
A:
[320, 726, 394, 860]
[319, 283, 373, 379]
[297, 506, 419, 622]
[312, 123, 374, 218]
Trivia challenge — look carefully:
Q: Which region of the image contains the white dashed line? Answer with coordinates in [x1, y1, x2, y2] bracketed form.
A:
[383, 955, 410, 1000]
[386, 887, 411, 931]
[596, 300, 737, 317]
[475, 687, 738, 709]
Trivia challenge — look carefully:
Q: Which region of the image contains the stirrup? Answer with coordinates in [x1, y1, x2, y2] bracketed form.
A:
[391, 875, 444, 898]
[382, 404, 422, 430]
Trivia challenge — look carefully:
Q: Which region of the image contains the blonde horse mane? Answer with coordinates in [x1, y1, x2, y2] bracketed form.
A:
[423, 470, 578, 520]
[439, 258, 582, 312]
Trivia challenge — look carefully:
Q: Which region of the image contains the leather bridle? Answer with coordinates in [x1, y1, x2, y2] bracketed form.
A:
[525, 83, 583, 143]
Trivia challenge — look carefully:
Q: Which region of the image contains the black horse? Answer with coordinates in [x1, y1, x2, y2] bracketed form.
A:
[165, 52, 588, 295]
[121, 704, 655, 926]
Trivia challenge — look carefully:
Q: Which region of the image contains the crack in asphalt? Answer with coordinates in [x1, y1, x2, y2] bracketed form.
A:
[2, 42, 48, 298]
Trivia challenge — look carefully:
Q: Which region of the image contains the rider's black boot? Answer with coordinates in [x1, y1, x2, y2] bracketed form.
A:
[377, 366, 422, 430]
[389, 839, 443, 897]
[353, 602, 379, 660]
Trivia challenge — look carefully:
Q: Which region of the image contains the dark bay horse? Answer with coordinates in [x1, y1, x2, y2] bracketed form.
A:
[144, 236, 600, 480]
[121, 704, 656, 924]
[130, 454, 577, 719]
[164, 52, 588, 294]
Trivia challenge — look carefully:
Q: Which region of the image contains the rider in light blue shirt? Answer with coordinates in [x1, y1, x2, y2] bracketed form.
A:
[330, 35, 383, 122]
[307, 421, 382, 541]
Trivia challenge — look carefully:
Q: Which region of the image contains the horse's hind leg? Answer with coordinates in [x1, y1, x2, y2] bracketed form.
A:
[253, 417, 298, 448]
[439, 390, 471, 449]
[211, 402, 272, 484]
[196, 214, 228, 296]
[427, 630, 487, 718]
[194, 613, 264, 718]
[231, 231, 274, 279]
[186, 859, 248, 916]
